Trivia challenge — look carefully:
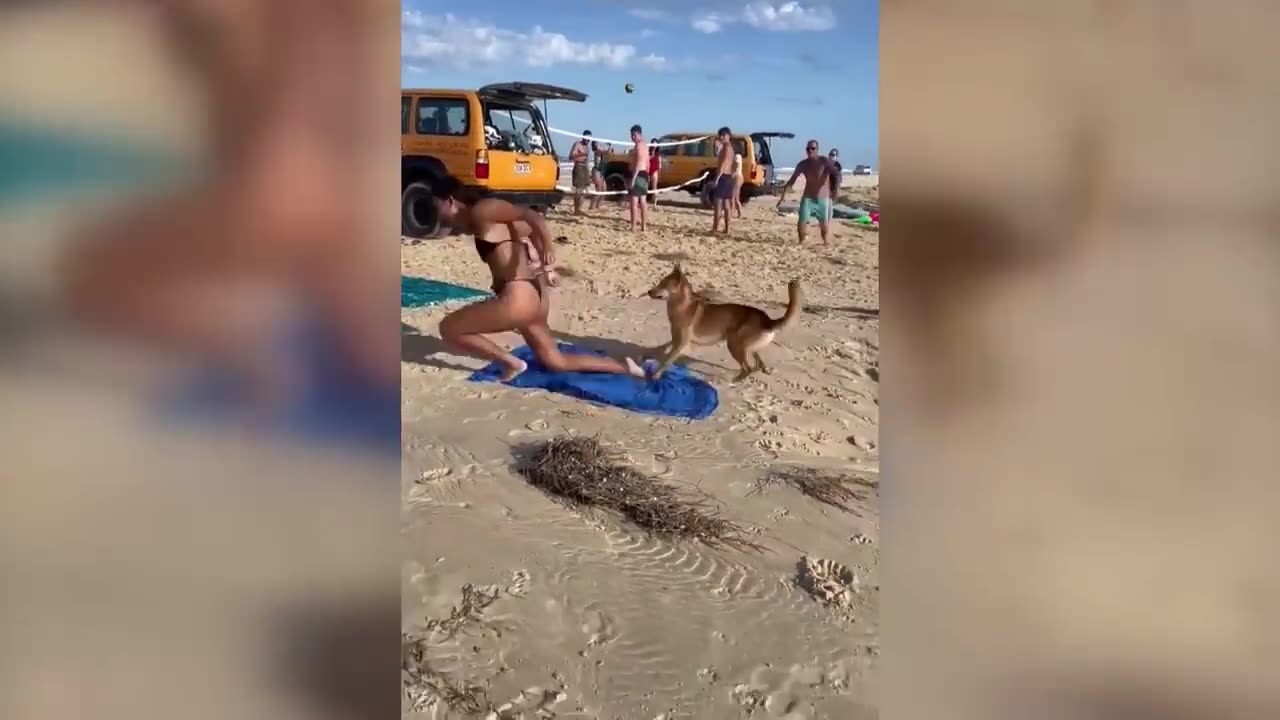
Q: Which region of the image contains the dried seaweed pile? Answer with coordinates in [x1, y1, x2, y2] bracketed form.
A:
[751, 466, 876, 514]
[401, 584, 501, 714]
[518, 435, 760, 550]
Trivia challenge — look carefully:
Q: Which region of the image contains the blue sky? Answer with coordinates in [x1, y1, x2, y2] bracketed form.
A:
[402, 0, 878, 167]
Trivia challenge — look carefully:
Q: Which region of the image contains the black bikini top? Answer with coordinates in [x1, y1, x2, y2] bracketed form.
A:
[474, 236, 514, 261]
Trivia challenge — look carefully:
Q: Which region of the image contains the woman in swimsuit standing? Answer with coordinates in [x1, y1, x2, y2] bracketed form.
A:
[647, 145, 661, 211]
[432, 176, 644, 381]
[589, 140, 608, 211]
[729, 147, 745, 218]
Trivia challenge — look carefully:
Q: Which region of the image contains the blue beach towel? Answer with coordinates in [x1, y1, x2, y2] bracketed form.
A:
[402, 275, 490, 308]
[470, 343, 719, 420]
[160, 316, 399, 455]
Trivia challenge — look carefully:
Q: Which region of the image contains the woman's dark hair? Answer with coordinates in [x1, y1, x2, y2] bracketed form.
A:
[431, 175, 462, 200]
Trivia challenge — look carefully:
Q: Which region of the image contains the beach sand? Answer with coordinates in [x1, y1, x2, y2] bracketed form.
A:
[401, 176, 880, 718]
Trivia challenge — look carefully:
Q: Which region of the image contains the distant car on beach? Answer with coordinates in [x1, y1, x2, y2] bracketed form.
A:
[852, 164, 874, 175]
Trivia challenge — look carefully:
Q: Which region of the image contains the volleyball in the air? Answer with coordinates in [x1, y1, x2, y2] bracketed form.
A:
[624, 83, 635, 93]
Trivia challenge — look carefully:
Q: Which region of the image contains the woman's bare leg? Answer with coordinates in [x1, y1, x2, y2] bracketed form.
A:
[520, 322, 643, 377]
[438, 290, 538, 380]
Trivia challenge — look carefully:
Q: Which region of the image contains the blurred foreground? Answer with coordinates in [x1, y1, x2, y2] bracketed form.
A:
[2, 3, 399, 718]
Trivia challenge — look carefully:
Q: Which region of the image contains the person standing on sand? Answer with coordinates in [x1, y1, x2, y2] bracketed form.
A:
[776, 139, 840, 245]
[648, 145, 661, 212]
[627, 124, 649, 232]
[569, 130, 592, 215]
[589, 140, 608, 211]
[710, 127, 736, 235]
[730, 144, 745, 218]
[826, 148, 843, 225]
[431, 175, 644, 381]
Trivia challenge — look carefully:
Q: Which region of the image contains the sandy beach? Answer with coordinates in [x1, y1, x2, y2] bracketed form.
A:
[401, 176, 880, 718]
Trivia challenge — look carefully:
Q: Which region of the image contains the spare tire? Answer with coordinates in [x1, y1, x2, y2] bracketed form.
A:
[401, 180, 438, 238]
[605, 173, 628, 202]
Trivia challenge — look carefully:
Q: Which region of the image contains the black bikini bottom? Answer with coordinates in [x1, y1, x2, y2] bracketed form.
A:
[492, 276, 544, 298]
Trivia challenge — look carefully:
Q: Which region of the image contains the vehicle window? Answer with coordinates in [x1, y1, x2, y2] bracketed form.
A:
[484, 104, 545, 154]
[656, 137, 681, 157]
[683, 138, 712, 158]
[401, 97, 410, 135]
[731, 138, 747, 157]
[415, 97, 468, 136]
[757, 141, 773, 165]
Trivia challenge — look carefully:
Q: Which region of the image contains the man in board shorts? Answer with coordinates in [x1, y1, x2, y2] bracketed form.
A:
[775, 138, 840, 245]
[627, 124, 649, 231]
[569, 130, 592, 215]
[710, 126, 735, 235]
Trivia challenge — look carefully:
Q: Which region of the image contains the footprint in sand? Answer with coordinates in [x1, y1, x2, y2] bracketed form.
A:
[795, 556, 860, 618]
[417, 466, 453, 483]
[506, 569, 531, 598]
[486, 686, 567, 719]
[757, 437, 786, 454]
[582, 608, 618, 648]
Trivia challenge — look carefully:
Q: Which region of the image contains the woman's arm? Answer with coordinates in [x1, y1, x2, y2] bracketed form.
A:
[470, 198, 554, 266]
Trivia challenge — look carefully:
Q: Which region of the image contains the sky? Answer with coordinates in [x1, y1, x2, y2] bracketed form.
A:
[401, 0, 878, 168]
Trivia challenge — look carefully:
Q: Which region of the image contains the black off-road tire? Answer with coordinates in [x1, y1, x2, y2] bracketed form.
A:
[605, 173, 628, 202]
[401, 180, 438, 238]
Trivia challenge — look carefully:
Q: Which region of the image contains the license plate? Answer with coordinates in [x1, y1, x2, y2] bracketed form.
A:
[514, 162, 531, 175]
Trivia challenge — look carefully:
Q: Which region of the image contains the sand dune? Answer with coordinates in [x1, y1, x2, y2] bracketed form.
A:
[401, 193, 879, 718]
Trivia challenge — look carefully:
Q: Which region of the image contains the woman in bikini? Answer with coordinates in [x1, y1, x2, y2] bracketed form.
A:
[730, 147, 745, 218]
[647, 145, 661, 211]
[588, 140, 608, 211]
[432, 176, 644, 381]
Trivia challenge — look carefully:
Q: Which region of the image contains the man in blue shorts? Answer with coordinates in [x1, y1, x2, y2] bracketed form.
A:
[776, 139, 840, 245]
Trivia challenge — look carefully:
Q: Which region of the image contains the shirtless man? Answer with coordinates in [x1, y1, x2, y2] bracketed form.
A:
[569, 130, 592, 215]
[710, 127, 735, 235]
[776, 139, 840, 245]
[627, 124, 649, 231]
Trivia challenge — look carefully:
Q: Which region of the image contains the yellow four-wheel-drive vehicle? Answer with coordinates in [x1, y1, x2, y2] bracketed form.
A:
[600, 131, 793, 206]
[401, 82, 586, 237]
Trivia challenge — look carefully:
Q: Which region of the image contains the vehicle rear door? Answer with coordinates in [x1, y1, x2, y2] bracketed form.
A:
[748, 132, 794, 183]
[477, 83, 587, 191]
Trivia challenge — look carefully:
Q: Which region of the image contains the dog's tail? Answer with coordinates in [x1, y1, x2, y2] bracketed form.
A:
[766, 279, 803, 332]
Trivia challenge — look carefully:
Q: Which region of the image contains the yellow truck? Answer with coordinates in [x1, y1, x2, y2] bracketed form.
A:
[401, 82, 586, 237]
[599, 131, 794, 206]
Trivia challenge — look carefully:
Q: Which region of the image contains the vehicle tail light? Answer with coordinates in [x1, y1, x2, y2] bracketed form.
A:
[475, 149, 489, 180]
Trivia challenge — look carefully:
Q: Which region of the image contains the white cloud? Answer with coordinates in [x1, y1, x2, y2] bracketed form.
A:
[687, 2, 836, 34]
[403, 10, 658, 70]
[639, 28, 659, 39]
[742, 1, 836, 32]
[691, 12, 730, 33]
[638, 53, 673, 70]
[628, 8, 671, 21]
